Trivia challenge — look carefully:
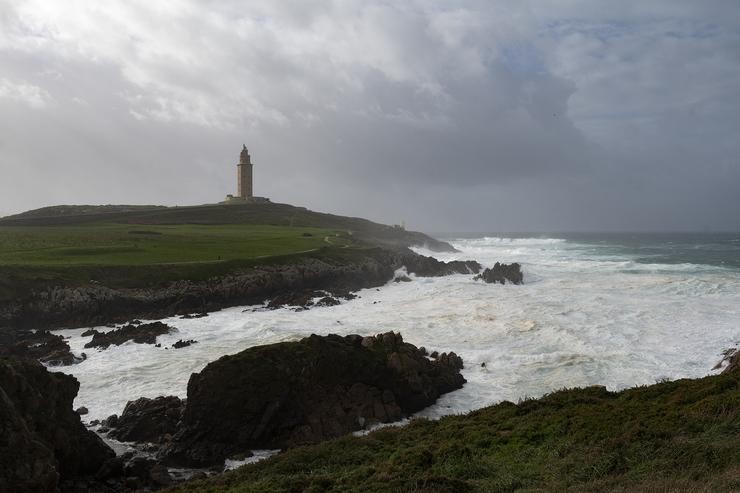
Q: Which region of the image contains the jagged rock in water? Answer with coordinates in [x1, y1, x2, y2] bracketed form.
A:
[172, 339, 197, 349]
[160, 332, 465, 467]
[401, 255, 481, 277]
[108, 396, 185, 444]
[268, 289, 358, 310]
[83, 321, 176, 350]
[435, 351, 464, 370]
[473, 262, 523, 285]
[0, 328, 84, 366]
[394, 275, 412, 283]
[335, 291, 358, 301]
[266, 289, 324, 310]
[315, 296, 341, 307]
[0, 357, 114, 492]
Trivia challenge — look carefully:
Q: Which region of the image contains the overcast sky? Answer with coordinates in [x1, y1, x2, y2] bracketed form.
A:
[1, 1, 739, 232]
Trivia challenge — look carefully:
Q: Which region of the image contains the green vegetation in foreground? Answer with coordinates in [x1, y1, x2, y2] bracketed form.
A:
[0, 223, 356, 303]
[168, 372, 740, 492]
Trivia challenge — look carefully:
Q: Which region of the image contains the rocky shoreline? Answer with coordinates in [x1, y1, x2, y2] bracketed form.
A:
[1, 331, 467, 491]
[2, 249, 737, 491]
[0, 247, 480, 332]
[3, 336, 737, 492]
[0, 243, 486, 491]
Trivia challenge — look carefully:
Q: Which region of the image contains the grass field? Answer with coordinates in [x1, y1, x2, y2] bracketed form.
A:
[167, 371, 740, 493]
[0, 223, 349, 266]
[0, 222, 359, 303]
[0, 202, 453, 253]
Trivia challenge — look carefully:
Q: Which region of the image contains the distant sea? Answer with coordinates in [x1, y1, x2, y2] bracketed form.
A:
[441, 232, 740, 269]
[54, 232, 740, 426]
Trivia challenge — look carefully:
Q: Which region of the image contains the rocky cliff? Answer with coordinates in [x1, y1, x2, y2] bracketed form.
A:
[0, 357, 114, 492]
[1, 248, 480, 331]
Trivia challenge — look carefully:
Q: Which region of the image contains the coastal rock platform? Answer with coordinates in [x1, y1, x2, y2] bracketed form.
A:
[154, 331, 465, 467]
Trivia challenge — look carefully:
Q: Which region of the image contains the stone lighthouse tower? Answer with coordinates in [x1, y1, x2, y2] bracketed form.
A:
[237, 144, 253, 199]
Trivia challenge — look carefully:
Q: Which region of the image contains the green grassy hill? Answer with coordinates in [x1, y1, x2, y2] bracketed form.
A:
[168, 370, 740, 492]
[0, 202, 451, 252]
[0, 223, 343, 266]
[0, 202, 451, 305]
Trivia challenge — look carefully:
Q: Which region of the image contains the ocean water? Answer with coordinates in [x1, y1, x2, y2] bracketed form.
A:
[52, 233, 740, 423]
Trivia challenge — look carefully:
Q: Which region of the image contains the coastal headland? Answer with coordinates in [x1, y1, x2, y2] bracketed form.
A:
[0, 202, 476, 330]
[0, 203, 737, 492]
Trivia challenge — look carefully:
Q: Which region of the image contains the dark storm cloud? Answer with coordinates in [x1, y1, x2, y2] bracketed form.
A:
[0, 1, 739, 231]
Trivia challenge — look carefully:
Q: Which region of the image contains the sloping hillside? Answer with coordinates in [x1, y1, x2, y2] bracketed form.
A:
[0, 202, 453, 252]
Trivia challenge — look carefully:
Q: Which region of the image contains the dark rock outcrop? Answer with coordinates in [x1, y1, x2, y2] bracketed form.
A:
[401, 255, 480, 277]
[315, 296, 341, 307]
[266, 289, 324, 310]
[0, 357, 114, 492]
[0, 384, 58, 492]
[108, 396, 185, 443]
[83, 321, 176, 350]
[715, 348, 740, 374]
[0, 328, 84, 366]
[474, 262, 523, 285]
[160, 332, 465, 467]
[2, 247, 480, 331]
[266, 289, 355, 310]
[102, 414, 119, 428]
[435, 351, 464, 370]
[725, 352, 740, 374]
[172, 339, 197, 349]
[61, 453, 175, 491]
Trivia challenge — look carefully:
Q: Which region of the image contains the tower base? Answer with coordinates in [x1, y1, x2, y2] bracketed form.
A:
[222, 194, 271, 204]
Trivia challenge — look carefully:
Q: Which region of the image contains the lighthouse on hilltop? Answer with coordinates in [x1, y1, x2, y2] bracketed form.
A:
[224, 144, 269, 204]
[237, 144, 253, 199]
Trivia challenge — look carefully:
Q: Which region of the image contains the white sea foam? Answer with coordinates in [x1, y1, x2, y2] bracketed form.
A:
[224, 450, 280, 471]
[52, 236, 740, 424]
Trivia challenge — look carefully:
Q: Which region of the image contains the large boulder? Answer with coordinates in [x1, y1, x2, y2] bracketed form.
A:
[474, 262, 523, 285]
[0, 328, 84, 366]
[0, 357, 114, 492]
[161, 332, 465, 467]
[83, 321, 176, 350]
[108, 396, 184, 443]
